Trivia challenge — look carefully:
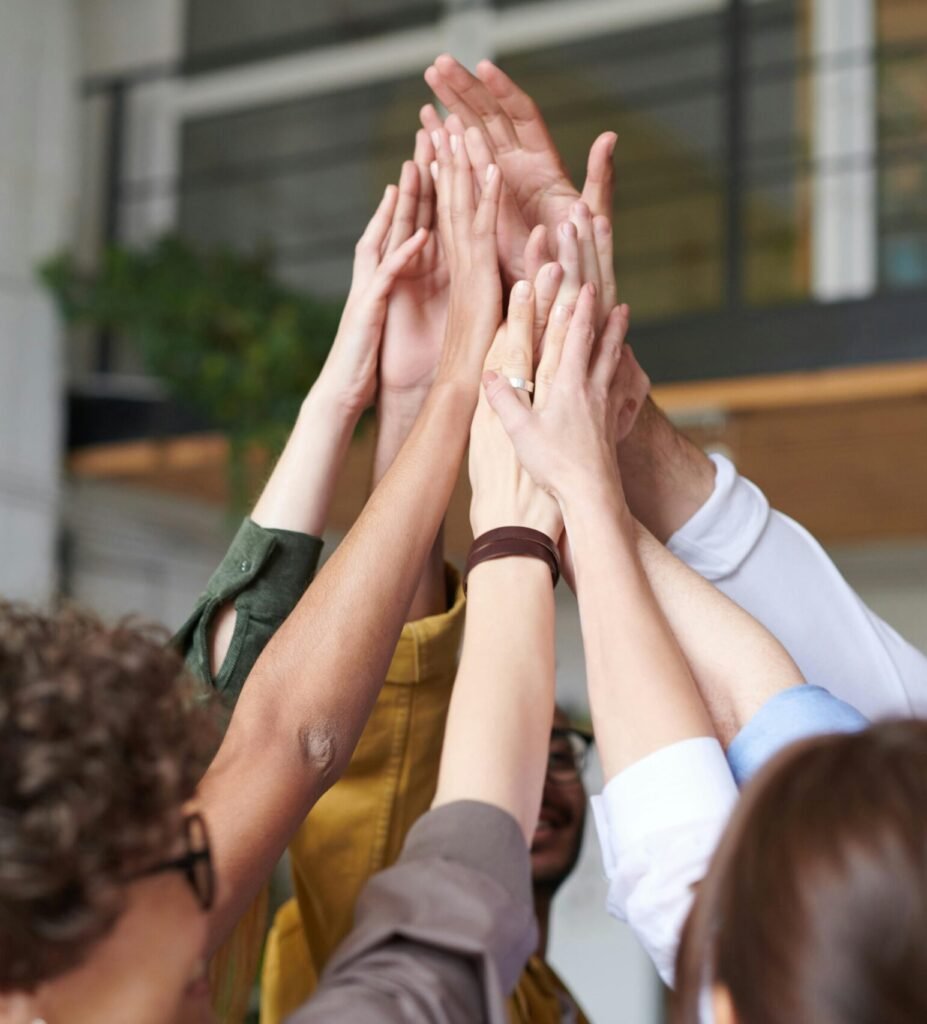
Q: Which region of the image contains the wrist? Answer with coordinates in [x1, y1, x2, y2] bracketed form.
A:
[559, 463, 632, 537]
[299, 383, 360, 437]
[309, 367, 371, 424]
[618, 399, 716, 542]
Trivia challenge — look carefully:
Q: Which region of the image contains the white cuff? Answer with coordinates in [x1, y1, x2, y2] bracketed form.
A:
[591, 738, 739, 985]
[592, 737, 738, 879]
[667, 454, 770, 581]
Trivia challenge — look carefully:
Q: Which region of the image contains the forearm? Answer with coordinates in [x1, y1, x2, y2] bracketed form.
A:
[372, 388, 446, 620]
[207, 386, 356, 677]
[618, 399, 716, 543]
[199, 380, 474, 950]
[564, 473, 714, 781]
[433, 557, 555, 841]
[635, 522, 804, 747]
[669, 454, 927, 720]
[252, 384, 357, 535]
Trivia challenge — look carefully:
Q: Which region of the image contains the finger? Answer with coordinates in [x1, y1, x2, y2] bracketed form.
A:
[533, 301, 571, 410]
[475, 60, 560, 155]
[581, 132, 617, 219]
[593, 214, 617, 313]
[571, 200, 598, 286]
[413, 127, 431, 167]
[470, 161, 502, 251]
[451, 124, 476, 248]
[445, 112, 466, 137]
[434, 54, 519, 154]
[419, 102, 444, 135]
[591, 302, 630, 391]
[496, 280, 534, 401]
[354, 183, 399, 279]
[430, 127, 452, 262]
[424, 63, 484, 132]
[524, 225, 550, 283]
[555, 220, 581, 309]
[483, 370, 532, 437]
[532, 261, 563, 351]
[447, 114, 482, 208]
[559, 283, 598, 385]
[414, 131, 436, 232]
[386, 161, 420, 254]
[369, 227, 429, 299]
[610, 333, 649, 443]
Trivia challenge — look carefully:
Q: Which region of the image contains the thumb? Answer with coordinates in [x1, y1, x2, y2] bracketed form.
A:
[482, 371, 531, 436]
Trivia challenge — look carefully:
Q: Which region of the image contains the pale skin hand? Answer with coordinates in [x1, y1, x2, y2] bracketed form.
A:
[197, 129, 504, 954]
[422, 55, 617, 240]
[374, 130, 450, 619]
[486, 287, 803, 767]
[484, 283, 714, 779]
[208, 185, 429, 675]
[434, 272, 561, 842]
[424, 56, 711, 542]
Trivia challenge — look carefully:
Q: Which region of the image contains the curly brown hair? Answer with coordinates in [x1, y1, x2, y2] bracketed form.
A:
[0, 602, 220, 991]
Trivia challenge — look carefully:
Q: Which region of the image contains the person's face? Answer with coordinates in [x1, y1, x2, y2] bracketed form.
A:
[5, 818, 213, 1024]
[530, 710, 588, 888]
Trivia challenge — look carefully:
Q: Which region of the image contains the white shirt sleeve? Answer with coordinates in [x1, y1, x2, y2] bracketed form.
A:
[591, 737, 738, 986]
[668, 454, 927, 721]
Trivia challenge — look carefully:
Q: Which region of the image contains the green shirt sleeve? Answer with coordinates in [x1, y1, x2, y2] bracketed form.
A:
[174, 517, 323, 706]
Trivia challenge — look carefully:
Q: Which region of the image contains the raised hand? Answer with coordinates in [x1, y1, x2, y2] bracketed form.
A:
[379, 131, 450, 403]
[430, 123, 504, 394]
[482, 283, 632, 505]
[470, 274, 563, 540]
[315, 182, 428, 417]
[423, 55, 617, 236]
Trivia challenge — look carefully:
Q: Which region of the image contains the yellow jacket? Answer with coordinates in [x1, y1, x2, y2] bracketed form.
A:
[213, 567, 587, 1024]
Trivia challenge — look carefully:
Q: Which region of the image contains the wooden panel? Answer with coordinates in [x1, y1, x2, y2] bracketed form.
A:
[69, 362, 927, 550]
[684, 396, 927, 543]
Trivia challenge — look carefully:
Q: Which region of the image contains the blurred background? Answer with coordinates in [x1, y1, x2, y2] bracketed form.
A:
[2, 0, 926, 1020]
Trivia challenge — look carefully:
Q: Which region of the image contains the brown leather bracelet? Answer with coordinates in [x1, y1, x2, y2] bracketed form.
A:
[464, 526, 561, 594]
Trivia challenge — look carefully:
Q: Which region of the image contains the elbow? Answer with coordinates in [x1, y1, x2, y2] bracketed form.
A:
[296, 720, 344, 794]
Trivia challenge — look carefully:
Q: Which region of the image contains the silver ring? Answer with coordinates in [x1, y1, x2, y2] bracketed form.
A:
[507, 376, 535, 394]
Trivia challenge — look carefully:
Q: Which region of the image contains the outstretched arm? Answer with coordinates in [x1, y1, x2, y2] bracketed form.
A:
[199, 179, 431, 683]
[622, 407, 927, 720]
[199, 132, 504, 951]
[292, 268, 563, 1024]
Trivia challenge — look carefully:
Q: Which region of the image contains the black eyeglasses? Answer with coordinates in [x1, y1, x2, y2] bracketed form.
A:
[133, 811, 215, 912]
[547, 726, 594, 784]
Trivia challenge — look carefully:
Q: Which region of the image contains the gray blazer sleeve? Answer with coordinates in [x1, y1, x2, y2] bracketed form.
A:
[286, 800, 537, 1024]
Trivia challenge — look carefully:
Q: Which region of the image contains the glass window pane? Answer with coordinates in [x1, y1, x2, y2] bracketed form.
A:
[744, 0, 813, 305]
[178, 75, 427, 297]
[878, 0, 927, 289]
[498, 13, 726, 321]
[185, 0, 440, 70]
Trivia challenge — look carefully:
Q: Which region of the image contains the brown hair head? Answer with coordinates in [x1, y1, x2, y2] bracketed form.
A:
[0, 602, 220, 991]
[674, 720, 927, 1024]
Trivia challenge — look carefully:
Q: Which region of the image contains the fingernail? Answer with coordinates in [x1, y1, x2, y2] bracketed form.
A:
[482, 370, 498, 386]
[486, 163, 497, 183]
[587, 282, 597, 297]
[429, 160, 438, 181]
[450, 134, 459, 154]
[513, 280, 532, 302]
[431, 131, 441, 150]
[553, 303, 570, 323]
[560, 221, 576, 239]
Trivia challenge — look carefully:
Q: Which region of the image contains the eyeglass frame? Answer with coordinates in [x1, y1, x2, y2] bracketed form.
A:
[130, 810, 215, 912]
[547, 725, 594, 784]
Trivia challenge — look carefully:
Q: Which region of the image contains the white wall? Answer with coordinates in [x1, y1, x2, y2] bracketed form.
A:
[0, 0, 80, 601]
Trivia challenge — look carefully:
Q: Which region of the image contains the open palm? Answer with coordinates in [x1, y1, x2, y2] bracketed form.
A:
[379, 144, 451, 399]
